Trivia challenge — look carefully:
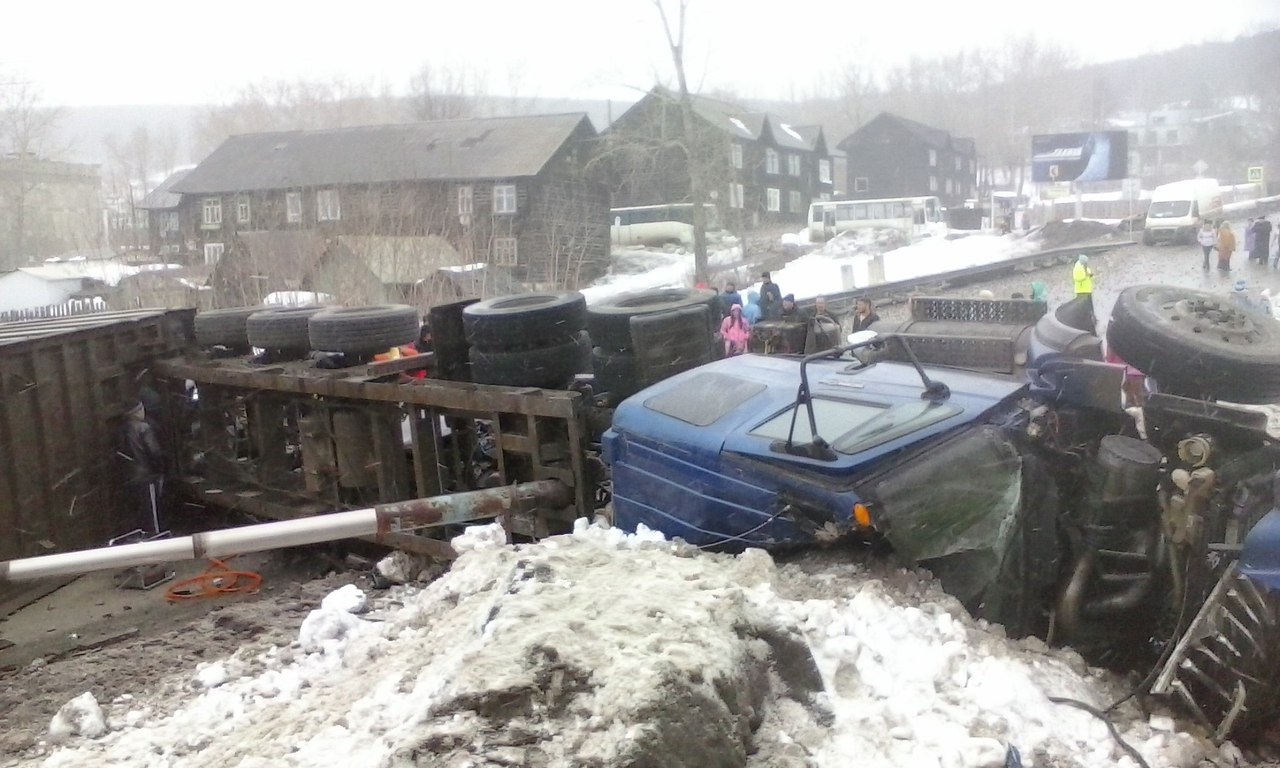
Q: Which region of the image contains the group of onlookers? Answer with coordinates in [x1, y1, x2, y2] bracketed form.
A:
[712, 271, 874, 356]
[1198, 216, 1277, 271]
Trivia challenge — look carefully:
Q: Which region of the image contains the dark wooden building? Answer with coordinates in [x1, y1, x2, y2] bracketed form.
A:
[606, 87, 835, 229]
[837, 112, 977, 208]
[137, 168, 195, 263]
[168, 114, 609, 297]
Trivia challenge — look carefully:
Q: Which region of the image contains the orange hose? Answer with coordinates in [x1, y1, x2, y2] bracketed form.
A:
[164, 558, 262, 601]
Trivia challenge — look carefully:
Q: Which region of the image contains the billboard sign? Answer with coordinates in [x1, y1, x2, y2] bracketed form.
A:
[1031, 131, 1129, 183]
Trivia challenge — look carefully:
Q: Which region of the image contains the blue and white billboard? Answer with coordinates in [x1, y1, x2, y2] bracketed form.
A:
[1031, 131, 1129, 183]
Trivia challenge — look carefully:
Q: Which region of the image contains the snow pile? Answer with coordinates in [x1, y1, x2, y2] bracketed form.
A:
[47, 693, 107, 742]
[581, 241, 743, 303]
[34, 523, 1225, 767]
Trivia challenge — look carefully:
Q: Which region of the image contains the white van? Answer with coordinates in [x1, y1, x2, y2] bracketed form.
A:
[1143, 179, 1222, 245]
[610, 203, 721, 248]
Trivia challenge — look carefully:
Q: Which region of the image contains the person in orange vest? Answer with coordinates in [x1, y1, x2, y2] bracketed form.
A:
[1216, 220, 1236, 272]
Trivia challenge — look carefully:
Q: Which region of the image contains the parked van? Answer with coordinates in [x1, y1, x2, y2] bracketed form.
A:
[610, 203, 721, 248]
[1143, 178, 1222, 245]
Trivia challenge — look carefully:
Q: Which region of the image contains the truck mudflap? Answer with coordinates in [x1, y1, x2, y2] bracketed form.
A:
[1150, 565, 1280, 741]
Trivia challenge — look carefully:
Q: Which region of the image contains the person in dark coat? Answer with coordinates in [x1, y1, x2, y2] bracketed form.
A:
[720, 282, 743, 318]
[778, 293, 802, 321]
[1251, 217, 1273, 264]
[852, 297, 880, 332]
[759, 271, 783, 320]
[121, 400, 165, 534]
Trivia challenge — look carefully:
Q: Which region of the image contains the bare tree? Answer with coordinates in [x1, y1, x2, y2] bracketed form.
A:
[0, 75, 65, 269]
[408, 63, 488, 122]
[105, 125, 178, 254]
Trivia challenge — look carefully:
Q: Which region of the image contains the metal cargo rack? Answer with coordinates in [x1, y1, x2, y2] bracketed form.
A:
[154, 354, 599, 559]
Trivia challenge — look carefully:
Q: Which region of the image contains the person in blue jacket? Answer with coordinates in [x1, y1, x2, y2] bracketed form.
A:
[743, 290, 763, 324]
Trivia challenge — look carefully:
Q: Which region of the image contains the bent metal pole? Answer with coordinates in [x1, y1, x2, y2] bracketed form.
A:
[0, 480, 571, 585]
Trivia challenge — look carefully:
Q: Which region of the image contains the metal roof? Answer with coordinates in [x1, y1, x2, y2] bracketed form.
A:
[172, 113, 594, 194]
[137, 168, 194, 210]
[0, 309, 171, 347]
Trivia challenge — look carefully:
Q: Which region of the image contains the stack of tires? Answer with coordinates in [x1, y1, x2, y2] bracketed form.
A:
[308, 305, 420, 356]
[586, 288, 719, 402]
[246, 307, 327, 359]
[462, 292, 589, 389]
[194, 306, 262, 352]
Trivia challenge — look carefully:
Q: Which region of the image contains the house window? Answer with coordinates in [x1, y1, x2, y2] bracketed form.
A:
[160, 211, 179, 233]
[854, 177, 869, 193]
[954, 156, 962, 171]
[945, 178, 953, 195]
[766, 188, 780, 212]
[202, 198, 222, 227]
[929, 175, 938, 192]
[729, 183, 744, 209]
[236, 198, 251, 225]
[731, 144, 743, 170]
[818, 159, 831, 184]
[492, 236, 518, 266]
[788, 190, 802, 213]
[786, 154, 801, 176]
[493, 184, 517, 214]
[928, 149, 938, 167]
[317, 189, 341, 221]
[203, 242, 224, 265]
[458, 185, 474, 215]
[286, 192, 302, 223]
[765, 148, 779, 175]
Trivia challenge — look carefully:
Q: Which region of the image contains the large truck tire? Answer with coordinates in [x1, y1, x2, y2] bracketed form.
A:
[1107, 285, 1280, 403]
[247, 307, 325, 351]
[194, 307, 261, 349]
[592, 347, 640, 401]
[587, 288, 718, 351]
[308, 305, 419, 355]
[470, 332, 590, 389]
[463, 292, 586, 350]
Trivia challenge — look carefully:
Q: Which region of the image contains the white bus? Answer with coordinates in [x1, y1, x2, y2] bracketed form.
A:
[610, 203, 722, 248]
[808, 196, 947, 242]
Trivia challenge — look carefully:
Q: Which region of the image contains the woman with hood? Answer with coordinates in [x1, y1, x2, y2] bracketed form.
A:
[743, 290, 762, 324]
[720, 304, 751, 356]
[1217, 220, 1236, 272]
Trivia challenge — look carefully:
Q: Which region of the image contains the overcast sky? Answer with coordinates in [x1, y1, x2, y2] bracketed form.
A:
[6, 0, 1280, 108]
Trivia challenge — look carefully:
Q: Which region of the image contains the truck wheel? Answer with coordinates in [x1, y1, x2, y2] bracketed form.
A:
[587, 288, 718, 351]
[308, 305, 419, 355]
[1030, 296, 1101, 358]
[470, 332, 589, 389]
[592, 347, 639, 400]
[194, 306, 261, 349]
[247, 307, 325, 351]
[1142, 230, 1155, 246]
[464, 292, 586, 350]
[1107, 285, 1280, 403]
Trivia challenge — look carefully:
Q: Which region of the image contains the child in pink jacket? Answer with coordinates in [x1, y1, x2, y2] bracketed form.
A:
[720, 304, 751, 356]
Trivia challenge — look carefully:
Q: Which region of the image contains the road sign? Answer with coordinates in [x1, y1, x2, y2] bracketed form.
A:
[1248, 166, 1264, 183]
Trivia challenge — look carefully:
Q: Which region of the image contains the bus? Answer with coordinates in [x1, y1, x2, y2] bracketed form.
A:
[610, 203, 722, 248]
[808, 196, 947, 242]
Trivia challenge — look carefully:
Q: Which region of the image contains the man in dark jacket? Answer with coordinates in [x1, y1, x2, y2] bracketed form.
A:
[121, 401, 165, 533]
[759, 272, 783, 320]
[1252, 217, 1273, 264]
[720, 282, 743, 318]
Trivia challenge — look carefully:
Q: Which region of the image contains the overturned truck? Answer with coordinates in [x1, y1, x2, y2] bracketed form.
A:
[2, 284, 1279, 742]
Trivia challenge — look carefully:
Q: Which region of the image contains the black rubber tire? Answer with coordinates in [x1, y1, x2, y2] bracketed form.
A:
[470, 332, 590, 389]
[463, 292, 586, 350]
[1031, 296, 1101, 356]
[246, 307, 326, 351]
[1107, 285, 1280, 403]
[592, 347, 640, 400]
[308, 305, 420, 355]
[587, 288, 718, 351]
[194, 307, 260, 349]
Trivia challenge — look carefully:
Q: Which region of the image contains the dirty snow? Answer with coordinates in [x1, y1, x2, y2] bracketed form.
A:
[29, 522, 1230, 768]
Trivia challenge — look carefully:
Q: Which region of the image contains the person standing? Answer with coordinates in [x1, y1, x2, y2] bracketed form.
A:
[719, 304, 751, 356]
[121, 400, 165, 534]
[1073, 254, 1096, 330]
[1216, 220, 1236, 272]
[1251, 217, 1272, 264]
[851, 297, 880, 332]
[719, 281, 742, 317]
[1197, 219, 1217, 270]
[743, 290, 762, 324]
[759, 272, 782, 320]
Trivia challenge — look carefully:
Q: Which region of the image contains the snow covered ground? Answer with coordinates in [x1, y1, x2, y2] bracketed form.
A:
[26, 521, 1243, 768]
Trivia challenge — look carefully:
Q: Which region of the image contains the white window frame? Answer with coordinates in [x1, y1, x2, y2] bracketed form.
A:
[457, 185, 474, 215]
[786, 153, 801, 177]
[928, 149, 938, 167]
[317, 189, 341, 222]
[236, 198, 251, 224]
[203, 242, 224, 265]
[854, 177, 869, 193]
[160, 211, 180, 233]
[766, 187, 780, 212]
[730, 143, 743, 170]
[929, 175, 938, 192]
[788, 190, 802, 214]
[493, 184, 517, 214]
[729, 183, 744, 209]
[765, 148, 779, 175]
[492, 236, 518, 266]
[286, 192, 302, 223]
[818, 159, 831, 184]
[202, 198, 222, 226]
[954, 156, 962, 171]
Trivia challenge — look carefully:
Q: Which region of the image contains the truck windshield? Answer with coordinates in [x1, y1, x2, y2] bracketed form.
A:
[1148, 200, 1191, 219]
[751, 398, 959, 455]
